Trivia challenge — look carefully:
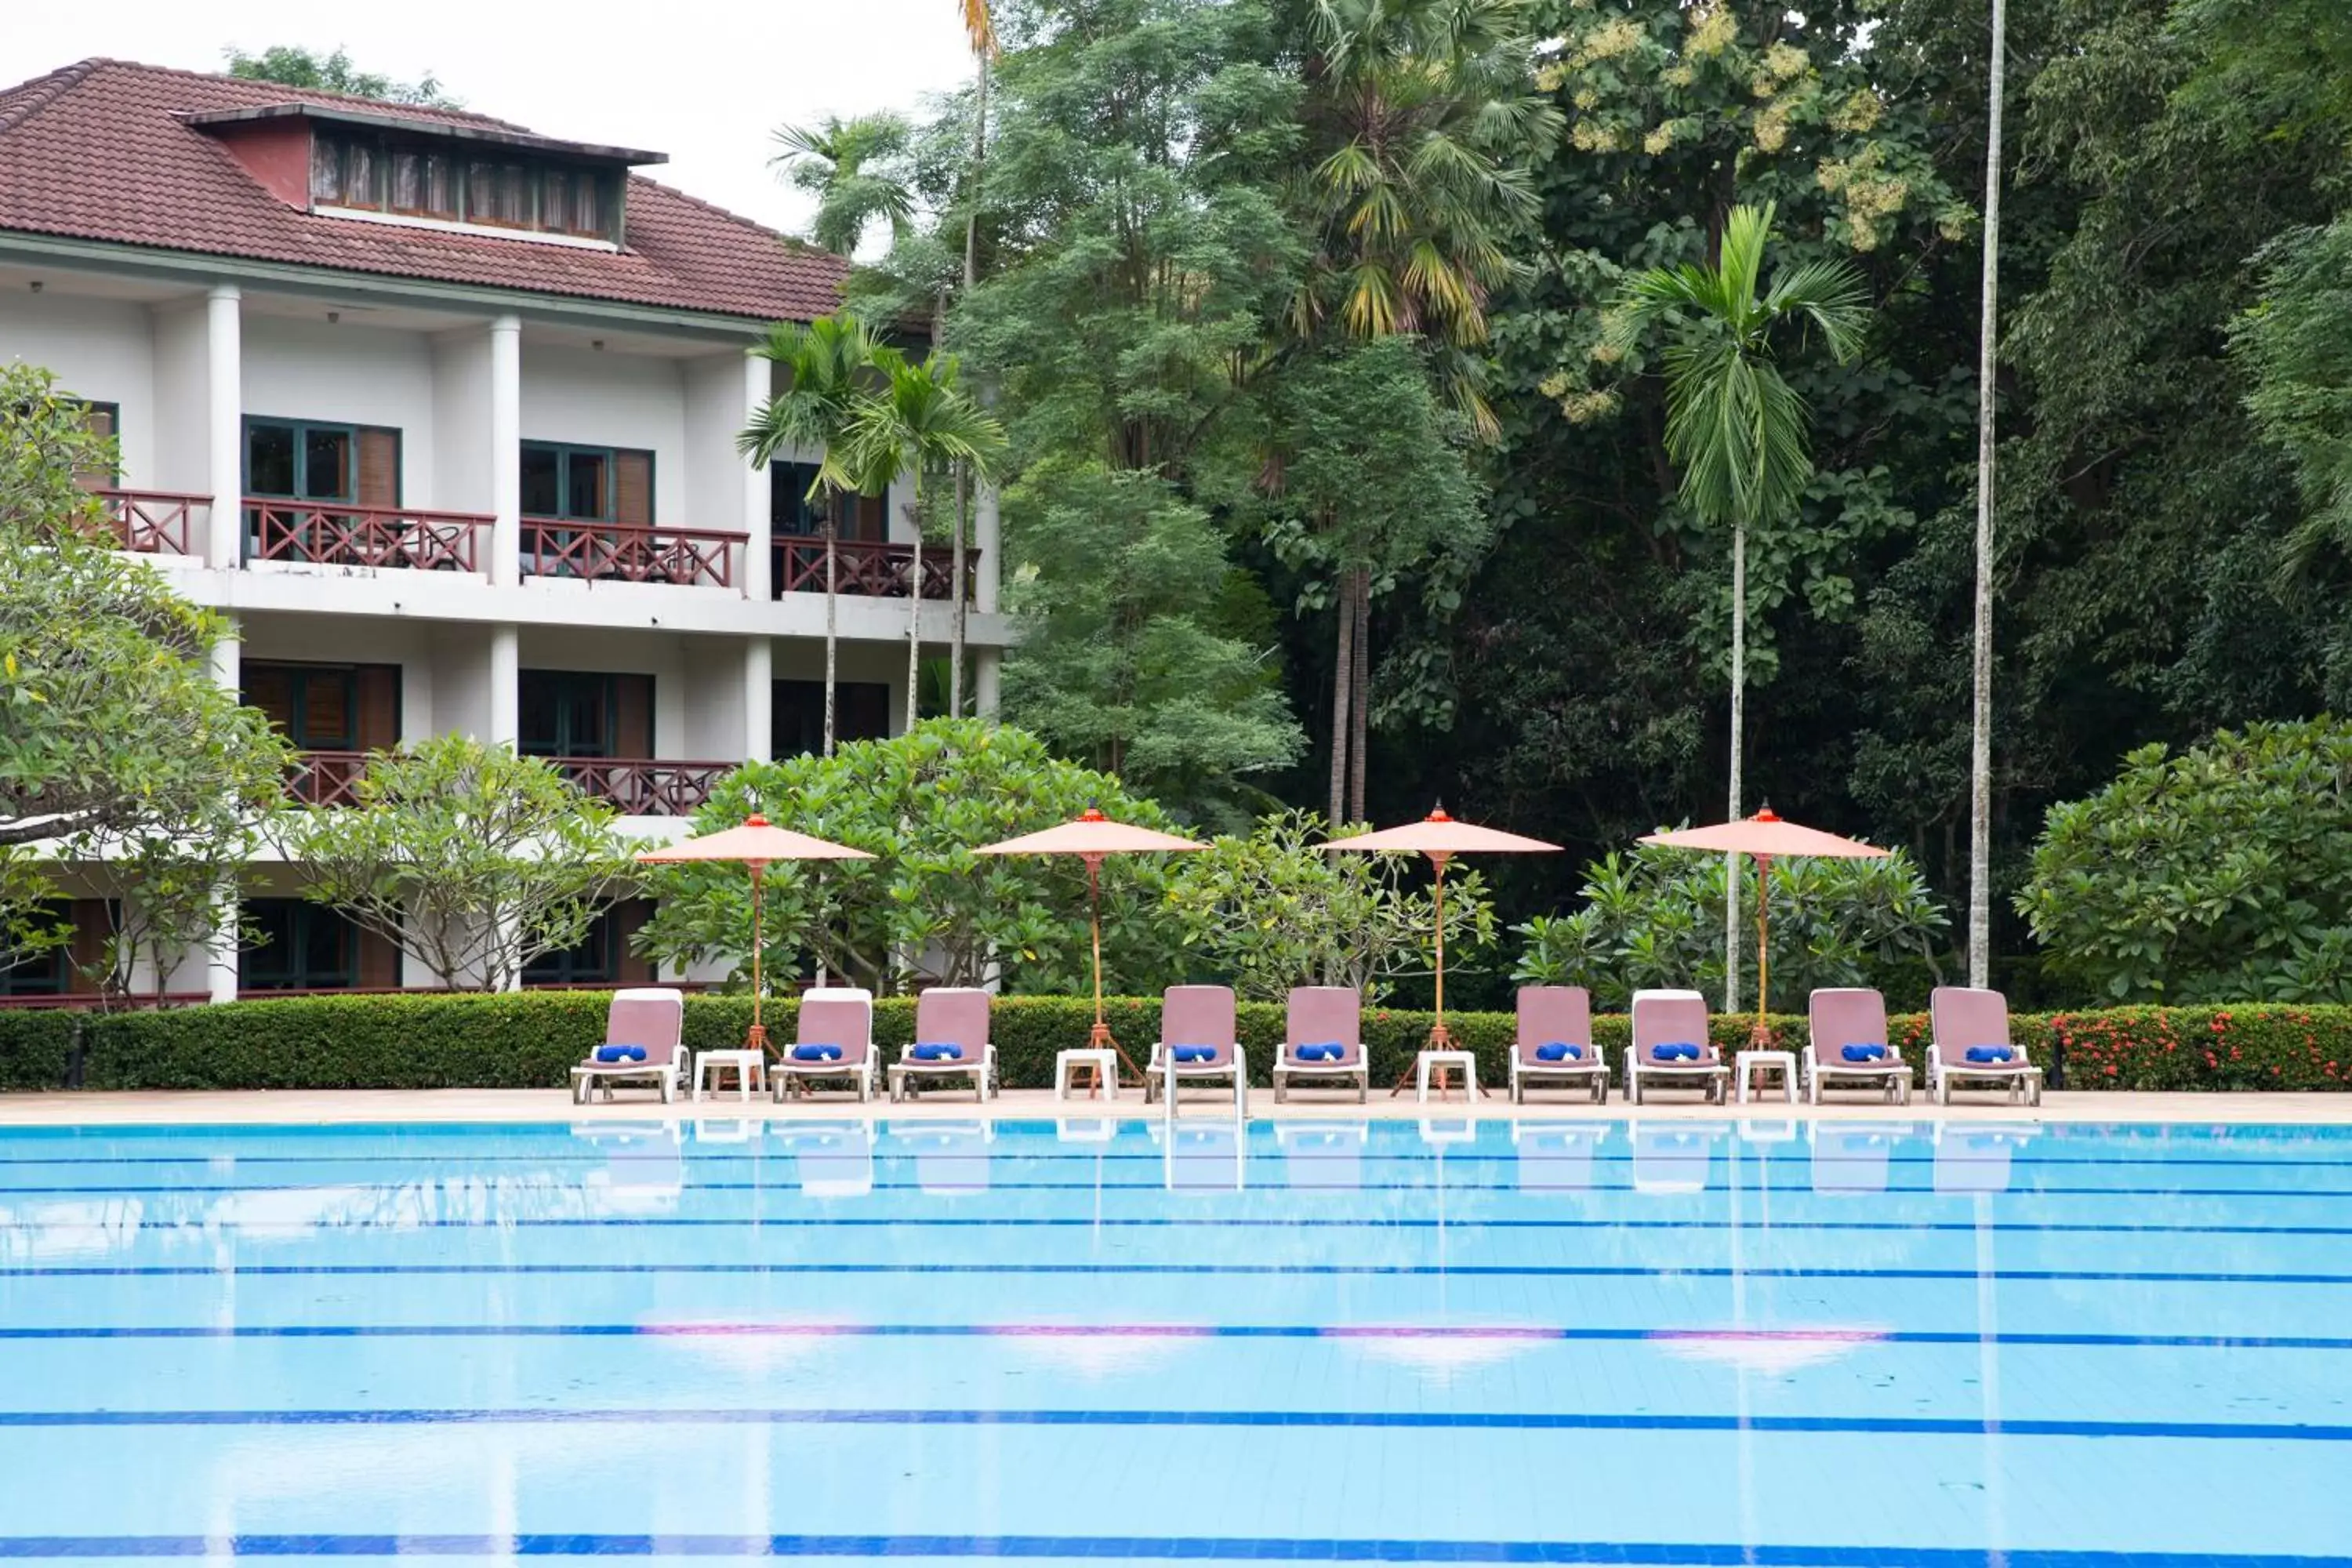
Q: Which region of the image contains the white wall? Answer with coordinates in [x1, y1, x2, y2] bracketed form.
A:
[430, 626, 498, 742]
[431, 327, 494, 515]
[0, 289, 158, 485]
[681, 638, 751, 761]
[243, 316, 438, 507]
[150, 302, 210, 495]
[520, 346, 687, 524]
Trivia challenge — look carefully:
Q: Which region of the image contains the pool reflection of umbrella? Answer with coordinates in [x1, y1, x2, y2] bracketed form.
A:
[637, 815, 873, 1057]
[1639, 808, 1887, 1047]
[971, 808, 1205, 1086]
[1328, 808, 1561, 1092]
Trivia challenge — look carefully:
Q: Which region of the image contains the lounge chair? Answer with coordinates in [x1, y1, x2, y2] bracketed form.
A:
[1624, 989, 1730, 1104]
[1272, 985, 1367, 1102]
[1145, 985, 1246, 1110]
[770, 986, 877, 1102]
[887, 987, 996, 1103]
[1927, 985, 2044, 1105]
[1510, 985, 1609, 1104]
[1804, 987, 1914, 1105]
[569, 987, 687, 1104]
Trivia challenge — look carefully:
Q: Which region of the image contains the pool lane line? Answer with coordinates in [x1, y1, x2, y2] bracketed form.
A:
[10, 1260, 2352, 1283]
[6, 1179, 2349, 1199]
[24, 1214, 2352, 1238]
[2, 1322, 2347, 1351]
[0, 1537, 2346, 1565]
[2, 1150, 2348, 1169]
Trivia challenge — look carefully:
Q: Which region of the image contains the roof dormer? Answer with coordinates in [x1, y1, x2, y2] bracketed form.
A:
[189, 102, 666, 251]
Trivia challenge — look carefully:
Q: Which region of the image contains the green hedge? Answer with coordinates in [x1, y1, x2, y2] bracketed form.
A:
[1, 992, 2348, 1093]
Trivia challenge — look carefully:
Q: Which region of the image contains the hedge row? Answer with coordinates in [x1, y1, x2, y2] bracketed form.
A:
[2, 992, 2350, 1093]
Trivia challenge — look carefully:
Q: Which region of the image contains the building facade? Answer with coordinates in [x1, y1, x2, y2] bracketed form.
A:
[0, 59, 1008, 1002]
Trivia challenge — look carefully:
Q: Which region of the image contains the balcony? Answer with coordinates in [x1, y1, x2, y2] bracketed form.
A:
[548, 757, 731, 815]
[775, 537, 978, 601]
[247, 500, 489, 572]
[522, 519, 743, 589]
[96, 488, 209, 556]
[286, 751, 371, 808]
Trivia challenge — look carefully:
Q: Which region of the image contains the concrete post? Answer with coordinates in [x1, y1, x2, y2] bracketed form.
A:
[974, 480, 1001, 615]
[488, 314, 521, 586]
[975, 647, 1001, 719]
[205, 285, 241, 569]
[740, 349, 771, 602]
[488, 625, 519, 748]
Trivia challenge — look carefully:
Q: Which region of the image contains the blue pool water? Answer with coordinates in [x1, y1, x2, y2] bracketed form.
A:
[0, 1115, 2347, 1566]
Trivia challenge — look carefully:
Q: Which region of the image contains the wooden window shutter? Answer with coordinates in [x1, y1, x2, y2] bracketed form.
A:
[356, 928, 401, 989]
[75, 405, 118, 491]
[615, 673, 653, 757]
[357, 430, 400, 508]
[67, 899, 112, 996]
[614, 451, 653, 526]
[243, 666, 296, 736]
[355, 665, 401, 752]
[302, 670, 353, 750]
[855, 492, 886, 542]
[615, 899, 655, 984]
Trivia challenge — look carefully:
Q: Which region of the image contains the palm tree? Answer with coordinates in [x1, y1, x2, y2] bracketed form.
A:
[839, 350, 1006, 724]
[1970, 0, 2010, 989]
[770, 114, 917, 259]
[951, 0, 999, 718]
[739, 312, 889, 757]
[1609, 201, 1870, 1014]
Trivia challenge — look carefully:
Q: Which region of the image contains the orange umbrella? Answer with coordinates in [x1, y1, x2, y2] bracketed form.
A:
[1640, 807, 1887, 1044]
[971, 808, 1205, 1082]
[637, 815, 873, 1054]
[1328, 808, 1562, 1069]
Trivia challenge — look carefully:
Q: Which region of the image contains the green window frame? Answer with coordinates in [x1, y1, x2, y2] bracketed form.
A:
[245, 417, 361, 503]
[522, 907, 619, 987]
[242, 662, 359, 752]
[521, 442, 654, 523]
[518, 670, 618, 760]
[0, 902, 71, 997]
[239, 899, 358, 992]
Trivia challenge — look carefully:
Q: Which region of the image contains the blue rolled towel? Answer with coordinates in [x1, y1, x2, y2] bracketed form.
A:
[1171, 1045, 1220, 1064]
[1535, 1042, 1584, 1062]
[791, 1044, 844, 1062]
[1294, 1042, 1345, 1063]
[593, 1045, 647, 1064]
[1965, 1046, 2016, 1063]
[1841, 1044, 1888, 1063]
[909, 1043, 964, 1062]
[1651, 1042, 1702, 1062]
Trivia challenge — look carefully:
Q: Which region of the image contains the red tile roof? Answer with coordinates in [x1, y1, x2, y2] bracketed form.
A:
[0, 59, 848, 324]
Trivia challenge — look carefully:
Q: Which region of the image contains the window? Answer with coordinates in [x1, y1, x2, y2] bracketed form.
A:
[74, 401, 120, 489]
[521, 670, 617, 759]
[240, 900, 358, 992]
[772, 681, 890, 758]
[245, 419, 400, 505]
[310, 131, 619, 241]
[0, 902, 71, 998]
[521, 443, 652, 524]
[524, 906, 618, 986]
[770, 462, 825, 536]
[244, 664, 357, 751]
[390, 151, 425, 214]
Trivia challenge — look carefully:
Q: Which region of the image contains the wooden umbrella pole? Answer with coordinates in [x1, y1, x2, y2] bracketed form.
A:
[1082, 854, 1145, 1086]
[748, 861, 770, 1054]
[1430, 852, 1450, 1047]
[1751, 854, 1772, 1047]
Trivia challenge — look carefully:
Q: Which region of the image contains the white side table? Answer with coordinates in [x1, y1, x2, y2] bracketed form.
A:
[1736, 1049, 1797, 1105]
[1054, 1047, 1119, 1102]
[1416, 1049, 1480, 1103]
[695, 1048, 767, 1103]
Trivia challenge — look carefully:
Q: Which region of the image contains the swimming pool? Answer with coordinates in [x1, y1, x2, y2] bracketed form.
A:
[0, 1115, 2344, 1566]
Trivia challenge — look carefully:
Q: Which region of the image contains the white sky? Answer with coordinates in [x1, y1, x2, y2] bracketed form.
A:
[0, 1, 979, 240]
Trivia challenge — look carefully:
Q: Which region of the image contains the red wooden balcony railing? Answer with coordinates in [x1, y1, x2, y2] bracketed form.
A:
[95, 488, 207, 556]
[287, 750, 371, 808]
[522, 519, 742, 589]
[246, 500, 488, 572]
[775, 537, 978, 601]
[550, 757, 730, 815]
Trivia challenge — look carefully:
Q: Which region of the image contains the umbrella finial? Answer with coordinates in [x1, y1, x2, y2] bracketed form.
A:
[1078, 805, 1109, 823]
[745, 813, 771, 828]
[1751, 804, 1780, 824]
[1427, 803, 1453, 824]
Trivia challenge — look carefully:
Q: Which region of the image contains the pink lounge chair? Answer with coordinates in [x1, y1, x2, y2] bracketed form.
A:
[1927, 986, 2044, 1105]
[770, 987, 877, 1102]
[1272, 986, 1366, 1102]
[887, 988, 996, 1102]
[1624, 989, 1729, 1104]
[1145, 985, 1245, 1109]
[568, 988, 687, 1104]
[1805, 988, 1914, 1105]
[1510, 985, 1608, 1104]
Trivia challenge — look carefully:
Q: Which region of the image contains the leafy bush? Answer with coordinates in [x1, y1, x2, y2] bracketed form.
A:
[1512, 843, 1949, 1009]
[2, 990, 2347, 1093]
[2020, 720, 2352, 1002]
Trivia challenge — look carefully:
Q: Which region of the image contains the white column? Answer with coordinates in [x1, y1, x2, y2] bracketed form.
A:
[488, 314, 521, 586]
[205, 285, 242, 569]
[488, 626, 519, 747]
[742, 637, 773, 762]
[741, 350, 772, 601]
[974, 480, 1001, 615]
[975, 647, 1002, 719]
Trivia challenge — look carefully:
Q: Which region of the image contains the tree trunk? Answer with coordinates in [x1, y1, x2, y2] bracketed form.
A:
[949, 58, 988, 723]
[1969, 0, 2008, 991]
[824, 493, 839, 758]
[906, 491, 924, 730]
[1724, 518, 1746, 1015]
[1348, 565, 1370, 824]
[1329, 572, 1355, 829]
[951, 466, 969, 719]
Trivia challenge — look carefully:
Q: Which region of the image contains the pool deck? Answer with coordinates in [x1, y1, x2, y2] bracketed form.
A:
[0, 1086, 2344, 1127]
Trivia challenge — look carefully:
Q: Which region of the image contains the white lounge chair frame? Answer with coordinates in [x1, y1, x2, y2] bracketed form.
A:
[1803, 987, 1915, 1105]
[1509, 985, 1610, 1104]
[1623, 988, 1730, 1105]
[887, 988, 998, 1102]
[1927, 986, 2044, 1105]
[569, 988, 686, 1104]
[770, 987, 877, 1102]
[1272, 986, 1367, 1103]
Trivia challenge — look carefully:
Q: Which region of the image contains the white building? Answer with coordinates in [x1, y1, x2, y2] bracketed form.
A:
[0, 59, 1007, 1001]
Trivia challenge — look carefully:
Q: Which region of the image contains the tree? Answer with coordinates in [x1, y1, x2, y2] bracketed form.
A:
[838, 350, 1006, 730]
[62, 808, 272, 1004]
[1606, 201, 1869, 1012]
[771, 115, 919, 258]
[280, 736, 636, 992]
[953, 0, 1000, 718]
[637, 718, 1185, 995]
[2018, 720, 2352, 1004]
[222, 45, 459, 108]
[1968, 0, 2009, 992]
[0, 365, 292, 853]
[1165, 808, 1494, 1001]
[740, 312, 892, 757]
